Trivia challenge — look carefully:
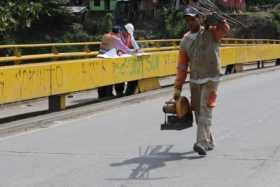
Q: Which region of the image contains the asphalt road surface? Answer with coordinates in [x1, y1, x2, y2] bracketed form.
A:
[0, 68, 280, 187]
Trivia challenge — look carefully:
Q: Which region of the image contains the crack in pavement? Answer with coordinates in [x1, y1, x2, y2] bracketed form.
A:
[213, 154, 280, 162]
[247, 143, 280, 178]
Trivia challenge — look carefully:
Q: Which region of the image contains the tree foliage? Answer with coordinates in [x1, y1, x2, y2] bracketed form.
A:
[246, 0, 280, 6]
[0, 0, 69, 33]
[163, 10, 186, 38]
[272, 11, 280, 36]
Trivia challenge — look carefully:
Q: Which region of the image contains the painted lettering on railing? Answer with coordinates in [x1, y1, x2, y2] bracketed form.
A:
[130, 58, 142, 75]
[81, 62, 96, 83]
[0, 72, 4, 97]
[144, 55, 160, 72]
[14, 68, 51, 98]
[53, 65, 64, 88]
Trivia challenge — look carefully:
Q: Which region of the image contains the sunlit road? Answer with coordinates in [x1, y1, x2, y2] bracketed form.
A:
[0, 68, 280, 187]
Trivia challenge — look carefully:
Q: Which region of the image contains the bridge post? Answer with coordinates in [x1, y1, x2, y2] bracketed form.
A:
[49, 95, 66, 112]
[13, 48, 21, 64]
[138, 78, 160, 93]
[234, 64, 243, 73]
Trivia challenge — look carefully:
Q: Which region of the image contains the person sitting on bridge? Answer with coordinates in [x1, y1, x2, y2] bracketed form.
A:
[173, 7, 230, 155]
[114, 23, 141, 97]
[98, 26, 136, 99]
[99, 25, 135, 55]
[122, 23, 140, 52]
[124, 23, 141, 96]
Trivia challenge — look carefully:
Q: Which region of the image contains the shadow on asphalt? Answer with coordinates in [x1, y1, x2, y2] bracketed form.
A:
[67, 95, 117, 108]
[0, 110, 49, 124]
[107, 145, 204, 181]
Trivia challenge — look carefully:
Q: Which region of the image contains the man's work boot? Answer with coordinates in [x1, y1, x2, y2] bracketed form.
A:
[193, 143, 207, 156]
[207, 134, 215, 151]
[206, 143, 215, 151]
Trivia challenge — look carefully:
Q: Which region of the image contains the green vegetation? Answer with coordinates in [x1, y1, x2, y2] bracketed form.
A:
[272, 11, 280, 35]
[0, 0, 279, 46]
[0, 0, 72, 43]
[163, 10, 186, 38]
[247, 0, 279, 6]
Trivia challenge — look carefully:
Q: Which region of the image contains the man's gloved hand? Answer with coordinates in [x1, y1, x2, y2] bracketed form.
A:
[205, 12, 225, 27]
[173, 88, 181, 100]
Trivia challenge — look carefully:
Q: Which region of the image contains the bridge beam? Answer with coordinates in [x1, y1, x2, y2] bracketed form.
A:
[234, 64, 244, 73]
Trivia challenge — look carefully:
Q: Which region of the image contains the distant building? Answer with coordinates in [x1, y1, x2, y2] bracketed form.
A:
[89, 0, 160, 12]
[89, 0, 118, 11]
[58, 0, 88, 15]
[58, 0, 89, 6]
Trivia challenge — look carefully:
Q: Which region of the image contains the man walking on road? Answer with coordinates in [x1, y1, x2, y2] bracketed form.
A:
[173, 7, 230, 155]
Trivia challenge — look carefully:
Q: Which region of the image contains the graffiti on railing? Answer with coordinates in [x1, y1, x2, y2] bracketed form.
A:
[0, 72, 4, 98]
[13, 67, 51, 99]
[130, 58, 142, 76]
[81, 62, 96, 83]
[112, 57, 142, 78]
[52, 65, 64, 89]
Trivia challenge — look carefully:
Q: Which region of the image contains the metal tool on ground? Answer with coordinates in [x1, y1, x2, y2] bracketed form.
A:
[161, 96, 193, 130]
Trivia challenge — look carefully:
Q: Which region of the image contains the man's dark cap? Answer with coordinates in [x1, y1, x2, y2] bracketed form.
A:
[112, 25, 121, 33]
[120, 25, 127, 33]
[184, 7, 199, 17]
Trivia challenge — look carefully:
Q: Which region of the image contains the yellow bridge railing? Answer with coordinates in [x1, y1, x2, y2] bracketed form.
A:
[0, 38, 279, 64]
[0, 41, 279, 111]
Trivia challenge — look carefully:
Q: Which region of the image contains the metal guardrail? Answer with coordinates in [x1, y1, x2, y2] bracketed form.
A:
[221, 38, 280, 44]
[0, 39, 181, 49]
[0, 38, 278, 50]
[0, 40, 181, 64]
[1, 38, 279, 64]
[0, 47, 180, 64]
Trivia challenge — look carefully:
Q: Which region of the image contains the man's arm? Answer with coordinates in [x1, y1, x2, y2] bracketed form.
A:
[130, 35, 140, 50]
[211, 19, 230, 42]
[114, 37, 134, 54]
[174, 49, 189, 99]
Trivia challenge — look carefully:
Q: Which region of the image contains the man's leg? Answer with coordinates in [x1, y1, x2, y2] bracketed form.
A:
[115, 83, 125, 97]
[276, 59, 280, 66]
[105, 85, 114, 97]
[225, 64, 233, 75]
[98, 85, 114, 99]
[125, 80, 138, 96]
[198, 81, 219, 151]
[190, 83, 207, 155]
[97, 86, 107, 98]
